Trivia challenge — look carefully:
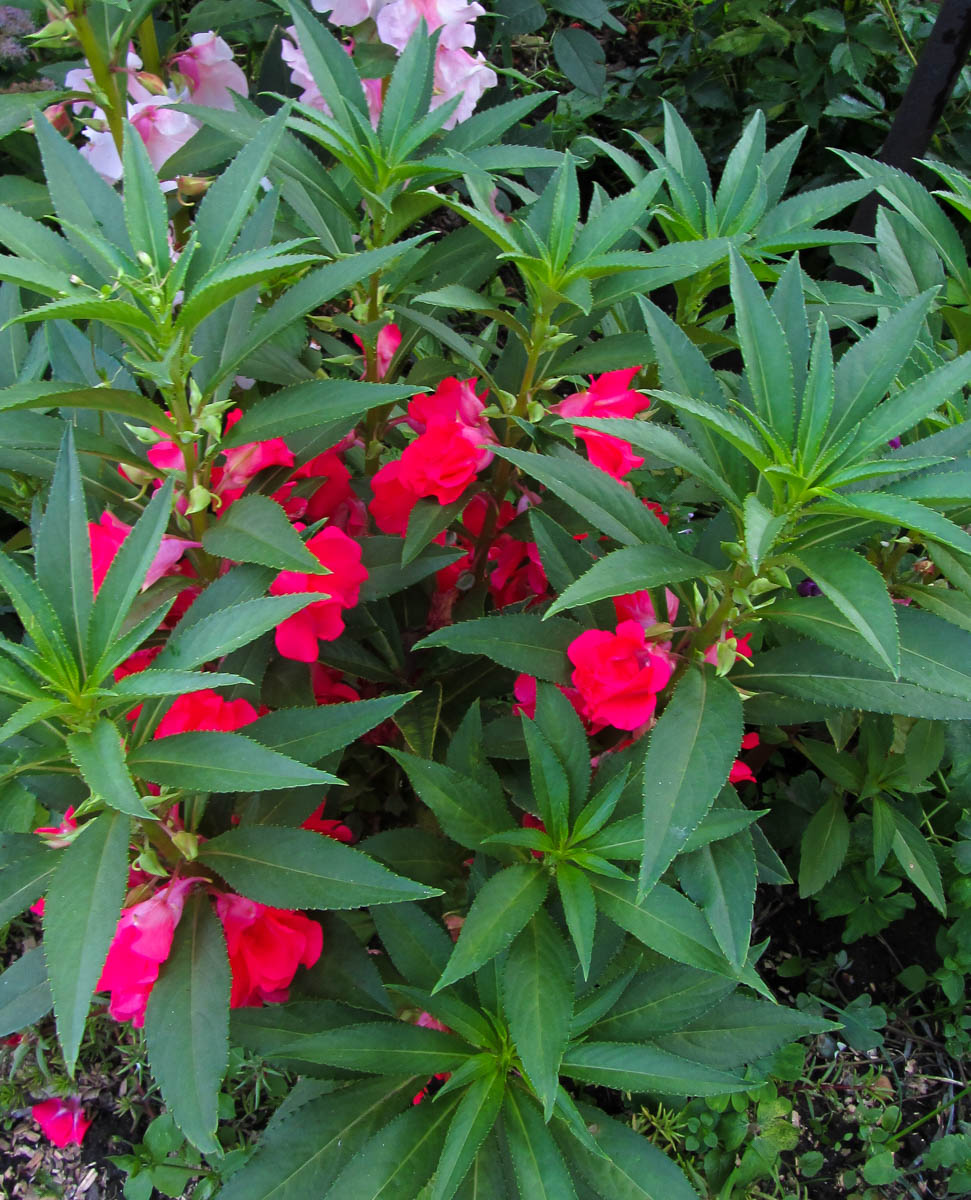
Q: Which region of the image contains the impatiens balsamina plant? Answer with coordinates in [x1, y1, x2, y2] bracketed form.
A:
[5, 5, 971, 1193]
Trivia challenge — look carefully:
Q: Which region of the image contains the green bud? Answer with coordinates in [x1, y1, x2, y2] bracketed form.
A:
[721, 541, 744, 562]
[766, 566, 790, 587]
[185, 485, 214, 515]
[136, 251, 154, 269]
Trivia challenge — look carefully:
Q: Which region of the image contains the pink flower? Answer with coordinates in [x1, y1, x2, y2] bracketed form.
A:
[96, 877, 197, 1026]
[406, 376, 489, 433]
[89, 512, 196, 594]
[216, 893, 323, 1008]
[154, 689, 259, 739]
[397, 422, 493, 505]
[613, 588, 679, 629]
[376, 0, 485, 52]
[729, 733, 760, 785]
[32, 1097, 92, 1148]
[553, 368, 649, 481]
[311, 0, 386, 24]
[33, 807, 78, 848]
[370, 458, 420, 535]
[81, 100, 197, 182]
[432, 46, 496, 128]
[354, 322, 402, 380]
[270, 526, 369, 661]
[301, 799, 354, 843]
[311, 662, 361, 705]
[171, 33, 247, 110]
[213, 409, 295, 506]
[512, 673, 537, 719]
[567, 620, 674, 731]
[281, 26, 384, 125]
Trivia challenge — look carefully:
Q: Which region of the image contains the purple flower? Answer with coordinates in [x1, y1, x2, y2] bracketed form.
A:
[797, 578, 822, 597]
[888, 437, 902, 450]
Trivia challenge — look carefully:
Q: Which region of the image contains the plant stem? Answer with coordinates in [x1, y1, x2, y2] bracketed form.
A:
[892, 1080, 971, 1144]
[137, 15, 161, 77]
[68, 3, 126, 156]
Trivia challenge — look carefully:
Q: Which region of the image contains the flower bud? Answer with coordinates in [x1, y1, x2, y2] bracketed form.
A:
[41, 102, 71, 134]
[133, 71, 169, 96]
[136, 251, 154, 269]
[176, 175, 212, 200]
[171, 831, 199, 861]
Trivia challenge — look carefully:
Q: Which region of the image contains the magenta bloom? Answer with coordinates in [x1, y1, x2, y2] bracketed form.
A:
[96, 877, 198, 1027]
[553, 368, 650, 481]
[32, 1096, 92, 1147]
[154, 689, 259, 739]
[567, 620, 673, 731]
[216, 894, 323, 1008]
[270, 526, 369, 661]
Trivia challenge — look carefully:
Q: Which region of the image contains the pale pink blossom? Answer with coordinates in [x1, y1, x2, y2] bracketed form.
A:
[171, 33, 248, 110]
[376, 0, 484, 52]
[432, 46, 496, 128]
[281, 27, 383, 125]
[80, 99, 196, 183]
[311, 0, 387, 25]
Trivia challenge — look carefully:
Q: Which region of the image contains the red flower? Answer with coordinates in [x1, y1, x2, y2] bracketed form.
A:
[567, 620, 674, 731]
[553, 368, 650, 481]
[397, 422, 492, 505]
[34, 807, 78, 848]
[301, 799, 354, 843]
[407, 377, 489, 433]
[729, 732, 760, 785]
[216, 894, 323, 1008]
[310, 663, 361, 705]
[270, 526, 369, 661]
[214, 409, 294, 506]
[370, 458, 419, 535]
[96, 876, 197, 1026]
[32, 1096, 92, 1147]
[154, 689, 259, 739]
[354, 322, 401, 380]
[88, 512, 196, 594]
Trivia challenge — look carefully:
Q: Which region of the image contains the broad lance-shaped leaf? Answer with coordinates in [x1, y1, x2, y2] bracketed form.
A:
[321, 1086, 459, 1200]
[502, 1090, 577, 1200]
[589, 962, 736, 1042]
[414, 613, 579, 683]
[34, 426, 92, 670]
[388, 750, 513, 850]
[639, 670, 742, 897]
[127, 731, 339, 792]
[0, 946, 52, 1036]
[370, 902, 452, 992]
[431, 1068, 505, 1200]
[730, 247, 796, 443]
[798, 794, 849, 898]
[890, 810, 945, 913]
[154, 594, 321, 671]
[545, 544, 711, 617]
[561, 1040, 752, 1095]
[435, 865, 549, 992]
[0, 843, 60, 926]
[249, 694, 416, 764]
[224, 379, 419, 445]
[556, 1103, 699, 1200]
[122, 123, 170, 274]
[146, 892, 229, 1154]
[202, 494, 326, 574]
[503, 910, 574, 1119]
[788, 547, 899, 675]
[215, 1078, 418, 1200]
[197, 826, 441, 909]
[677, 831, 756, 972]
[67, 718, 157, 820]
[43, 811, 128, 1073]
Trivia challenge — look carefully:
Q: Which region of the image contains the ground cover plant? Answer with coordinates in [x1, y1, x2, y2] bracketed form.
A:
[3, 1, 971, 1197]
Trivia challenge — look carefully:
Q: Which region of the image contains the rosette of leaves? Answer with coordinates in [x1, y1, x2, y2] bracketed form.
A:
[216, 691, 833, 1199]
[0, 429, 438, 1153]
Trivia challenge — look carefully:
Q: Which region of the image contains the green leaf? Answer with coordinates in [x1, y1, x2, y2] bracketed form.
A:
[322, 1088, 459, 1200]
[128, 732, 337, 792]
[0, 946, 52, 1036]
[108, 670, 251, 701]
[249, 694, 414, 765]
[677, 832, 756, 971]
[34, 425, 91, 670]
[67, 718, 157, 820]
[502, 1090, 577, 1200]
[431, 1068, 505, 1200]
[377, 20, 435, 158]
[590, 962, 735, 1040]
[43, 811, 128, 1073]
[224, 380, 417, 445]
[891, 811, 945, 913]
[655, 995, 837, 1070]
[122, 123, 170, 274]
[561, 1040, 750, 1095]
[176, 247, 323, 335]
[522, 718, 570, 842]
[414, 614, 580, 683]
[558, 1103, 700, 1200]
[186, 105, 291, 290]
[788, 548, 899, 675]
[154, 594, 319, 671]
[277, 1019, 470, 1075]
[87, 479, 174, 670]
[145, 892, 229, 1154]
[198, 826, 439, 908]
[403, 497, 468, 566]
[796, 315, 836, 468]
[730, 248, 795, 442]
[552, 26, 605, 95]
[534, 682, 590, 820]
[0, 842, 59, 925]
[545, 544, 710, 618]
[504, 910, 574, 1119]
[640, 671, 743, 896]
[216, 1078, 417, 1200]
[798, 795, 849, 897]
[714, 111, 764, 234]
[743, 495, 786, 573]
[361, 537, 463, 602]
[287, 0, 369, 128]
[388, 751, 512, 851]
[202, 493, 325, 574]
[591, 877, 736, 977]
[492, 446, 669, 548]
[371, 902, 452, 992]
[556, 863, 596, 979]
[435, 865, 549, 991]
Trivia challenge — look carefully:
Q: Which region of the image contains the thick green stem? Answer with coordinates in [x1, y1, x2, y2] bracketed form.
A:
[68, 4, 126, 156]
[137, 15, 161, 77]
